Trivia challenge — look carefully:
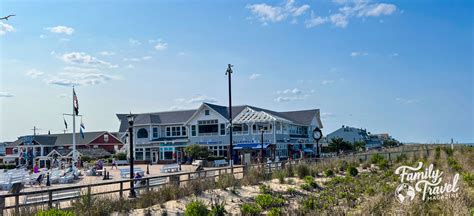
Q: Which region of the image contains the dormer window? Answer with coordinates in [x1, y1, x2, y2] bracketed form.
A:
[137, 128, 149, 138]
[104, 134, 109, 143]
[205, 110, 210, 115]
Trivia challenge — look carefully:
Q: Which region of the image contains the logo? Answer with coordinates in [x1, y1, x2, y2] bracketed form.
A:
[394, 162, 459, 203]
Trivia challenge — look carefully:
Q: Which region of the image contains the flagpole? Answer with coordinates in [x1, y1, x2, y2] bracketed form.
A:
[72, 87, 77, 171]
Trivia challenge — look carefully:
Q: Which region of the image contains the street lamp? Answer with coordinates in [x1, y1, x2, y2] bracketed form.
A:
[260, 128, 264, 165]
[127, 113, 136, 198]
[225, 64, 234, 174]
[312, 127, 323, 160]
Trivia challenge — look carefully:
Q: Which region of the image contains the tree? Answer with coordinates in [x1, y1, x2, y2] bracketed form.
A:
[353, 141, 366, 151]
[185, 144, 210, 160]
[328, 138, 353, 155]
[383, 139, 399, 148]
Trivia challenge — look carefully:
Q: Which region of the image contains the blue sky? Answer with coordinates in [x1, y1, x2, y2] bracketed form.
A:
[0, 0, 472, 143]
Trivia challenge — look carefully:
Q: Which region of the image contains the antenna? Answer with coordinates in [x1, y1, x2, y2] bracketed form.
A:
[31, 126, 42, 136]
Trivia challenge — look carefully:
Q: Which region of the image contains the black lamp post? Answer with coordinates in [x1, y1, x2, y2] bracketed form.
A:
[312, 127, 323, 159]
[225, 64, 234, 174]
[127, 113, 136, 198]
[260, 128, 264, 165]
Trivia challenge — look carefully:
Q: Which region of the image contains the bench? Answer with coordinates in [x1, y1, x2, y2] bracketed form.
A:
[115, 160, 129, 166]
[119, 168, 145, 178]
[214, 159, 228, 167]
[24, 188, 81, 205]
[160, 164, 180, 173]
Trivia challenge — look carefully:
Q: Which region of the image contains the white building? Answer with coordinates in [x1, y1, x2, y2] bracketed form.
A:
[116, 103, 323, 164]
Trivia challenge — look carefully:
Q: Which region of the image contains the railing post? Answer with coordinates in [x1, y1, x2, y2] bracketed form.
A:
[146, 178, 150, 192]
[15, 194, 19, 213]
[119, 182, 123, 198]
[87, 186, 92, 208]
[48, 190, 53, 209]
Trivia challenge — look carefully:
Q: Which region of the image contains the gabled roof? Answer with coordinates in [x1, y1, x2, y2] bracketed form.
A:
[117, 109, 196, 132]
[117, 103, 322, 132]
[8, 131, 120, 147]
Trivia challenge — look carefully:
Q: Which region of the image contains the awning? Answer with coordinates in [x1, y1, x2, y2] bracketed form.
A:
[234, 143, 271, 150]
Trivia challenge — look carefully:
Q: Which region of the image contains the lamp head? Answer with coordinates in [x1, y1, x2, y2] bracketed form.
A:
[127, 112, 135, 126]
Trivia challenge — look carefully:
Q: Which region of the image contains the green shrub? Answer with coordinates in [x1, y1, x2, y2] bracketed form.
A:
[210, 196, 227, 216]
[443, 147, 454, 156]
[286, 178, 295, 185]
[295, 164, 310, 179]
[395, 153, 408, 163]
[240, 203, 262, 216]
[435, 147, 441, 159]
[285, 165, 294, 177]
[286, 187, 297, 195]
[377, 159, 389, 170]
[300, 183, 311, 191]
[255, 194, 284, 209]
[447, 157, 462, 172]
[462, 172, 474, 187]
[115, 152, 127, 160]
[346, 166, 358, 177]
[272, 170, 286, 184]
[184, 199, 209, 216]
[242, 168, 268, 186]
[370, 154, 384, 164]
[259, 184, 271, 194]
[338, 160, 348, 172]
[268, 207, 283, 216]
[217, 173, 239, 190]
[323, 169, 334, 177]
[36, 209, 75, 216]
[303, 176, 318, 188]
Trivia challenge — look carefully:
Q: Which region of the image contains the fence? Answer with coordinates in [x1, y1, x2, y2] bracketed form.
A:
[0, 145, 434, 214]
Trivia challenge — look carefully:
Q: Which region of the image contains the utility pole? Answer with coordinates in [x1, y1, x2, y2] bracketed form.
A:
[226, 64, 234, 174]
[31, 126, 42, 136]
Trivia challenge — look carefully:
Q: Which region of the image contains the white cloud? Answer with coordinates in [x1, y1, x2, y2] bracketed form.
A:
[142, 56, 152, 60]
[60, 52, 118, 68]
[175, 95, 218, 104]
[274, 95, 309, 102]
[154, 41, 168, 51]
[249, 73, 261, 80]
[44, 66, 120, 87]
[0, 92, 14, 97]
[127, 64, 134, 69]
[391, 52, 399, 57]
[322, 80, 335, 85]
[321, 112, 334, 119]
[330, 13, 349, 28]
[123, 57, 141, 62]
[170, 106, 187, 111]
[396, 98, 418, 104]
[247, 0, 310, 25]
[98, 51, 116, 56]
[305, 12, 327, 28]
[129, 38, 141, 46]
[177, 52, 187, 56]
[39, 34, 46, 39]
[45, 26, 74, 35]
[358, 3, 396, 17]
[351, 51, 368, 57]
[277, 88, 302, 94]
[60, 38, 70, 42]
[25, 69, 44, 78]
[0, 22, 14, 35]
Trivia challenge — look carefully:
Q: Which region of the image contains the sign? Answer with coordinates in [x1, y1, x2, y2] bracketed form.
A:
[394, 162, 460, 204]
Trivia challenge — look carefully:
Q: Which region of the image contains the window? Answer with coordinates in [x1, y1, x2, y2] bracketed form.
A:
[191, 125, 196, 136]
[153, 128, 158, 138]
[205, 110, 210, 115]
[198, 120, 219, 135]
[166, 126, 186, 137]
[103, 134, 109, 142]
[220, 124, 226, 135]
[137, 128, 148, 138]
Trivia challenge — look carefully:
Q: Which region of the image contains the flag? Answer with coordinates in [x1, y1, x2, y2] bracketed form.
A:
[73, 88, 79, 115]
[80, 122, 85, 139]
[64, 118, 68, 129]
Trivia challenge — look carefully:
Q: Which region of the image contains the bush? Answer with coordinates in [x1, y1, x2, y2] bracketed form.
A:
[0, 164, 16, 170]
[255, 194, 284, 209]
[377, 159, 389, 170]
[272, 170, 286, 184]
[241, 203, 262, 216]
[323, 169, 334, 177]
[268, 207, 283, 216]
[443, 147, 454, 156]
[303, 176, 318, 188]
[370, 154, 384, 164]
[300, 183, 311, 191]
[259, 184, 271, 194]
[115, 152, 127, 160]
[296, 164, 310, 179]
[338, 161, 348, 172]
[462, 172, 474, 187]
[210, 196, 227, 216]
[346, 166, 358, 177]
[217, 174, 239, 190]
[36, 209, 75, 216]
[184, 199, 209, 216]
[242, 168, 268, 186]
[286, 187, 297, 195]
